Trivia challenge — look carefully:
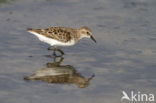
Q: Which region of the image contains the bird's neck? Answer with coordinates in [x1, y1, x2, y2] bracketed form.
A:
[73, 30, 82, 42]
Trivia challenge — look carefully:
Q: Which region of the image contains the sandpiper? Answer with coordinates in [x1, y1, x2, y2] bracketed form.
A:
[27, 26, 96, 55]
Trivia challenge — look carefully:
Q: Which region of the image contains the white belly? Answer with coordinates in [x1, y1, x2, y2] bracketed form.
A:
[28, 31, 75, 46]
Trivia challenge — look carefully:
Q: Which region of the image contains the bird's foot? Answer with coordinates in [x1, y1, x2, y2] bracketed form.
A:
[52, 48, 64, 57]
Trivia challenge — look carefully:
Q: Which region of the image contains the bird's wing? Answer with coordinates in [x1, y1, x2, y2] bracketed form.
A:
[28, 27, 72, 43]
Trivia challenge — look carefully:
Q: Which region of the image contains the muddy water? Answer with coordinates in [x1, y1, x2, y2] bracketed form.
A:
[0, 0, 156, 103]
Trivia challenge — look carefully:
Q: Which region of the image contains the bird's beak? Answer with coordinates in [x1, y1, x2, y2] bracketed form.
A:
[90, 35, 96, 43]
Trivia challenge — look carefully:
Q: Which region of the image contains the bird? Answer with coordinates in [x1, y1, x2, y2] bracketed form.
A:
[27, 26, 96, 55]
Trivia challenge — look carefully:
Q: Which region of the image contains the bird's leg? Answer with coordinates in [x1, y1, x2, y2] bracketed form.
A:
[48, 46, 51, 50]
[48, 46, 54, 50]
[53, 56, 64, 65]
[53, 48, 57, 56]
[55, 48, 64, 55]
[51, 46, 64, 57]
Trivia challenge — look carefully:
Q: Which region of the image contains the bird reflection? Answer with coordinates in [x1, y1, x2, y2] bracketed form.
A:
[24, 55, 94, 88]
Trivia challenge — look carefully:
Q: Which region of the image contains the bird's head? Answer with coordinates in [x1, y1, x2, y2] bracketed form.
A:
[79, 26, 96, 43]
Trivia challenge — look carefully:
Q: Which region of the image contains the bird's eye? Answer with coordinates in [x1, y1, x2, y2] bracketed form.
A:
[86, 32, 90, 35]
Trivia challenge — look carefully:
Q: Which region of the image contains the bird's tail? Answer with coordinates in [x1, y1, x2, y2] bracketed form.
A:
[27, 28, 33, 31]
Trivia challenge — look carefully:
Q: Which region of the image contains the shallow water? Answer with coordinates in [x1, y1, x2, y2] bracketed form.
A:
[0, 0, 156, 103]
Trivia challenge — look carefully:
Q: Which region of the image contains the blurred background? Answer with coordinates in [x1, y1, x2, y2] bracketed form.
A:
[0, 0, 156, 103]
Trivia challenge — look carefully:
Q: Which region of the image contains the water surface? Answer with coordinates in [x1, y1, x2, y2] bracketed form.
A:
[0, 0, 156, 103]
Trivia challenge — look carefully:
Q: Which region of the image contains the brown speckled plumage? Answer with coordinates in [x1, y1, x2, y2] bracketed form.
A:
[27, 27, 79, 43]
